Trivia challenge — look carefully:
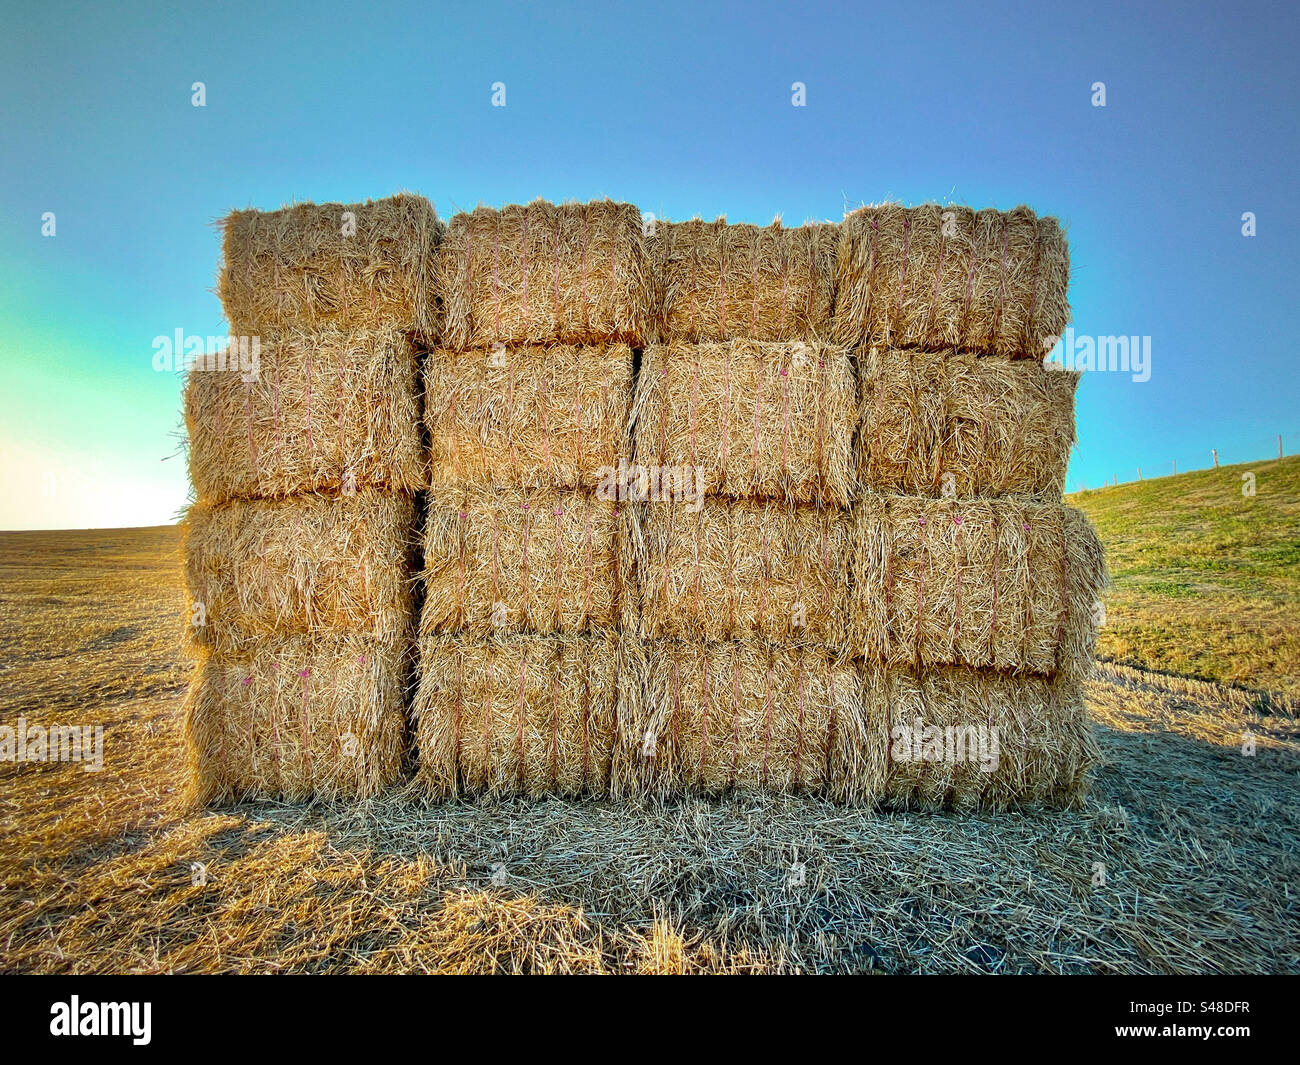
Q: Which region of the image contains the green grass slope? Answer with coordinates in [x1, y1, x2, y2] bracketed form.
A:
[1070, 454, 1300, 700]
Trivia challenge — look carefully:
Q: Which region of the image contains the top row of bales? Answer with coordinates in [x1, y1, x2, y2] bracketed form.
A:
[217, 196, 1069, 358]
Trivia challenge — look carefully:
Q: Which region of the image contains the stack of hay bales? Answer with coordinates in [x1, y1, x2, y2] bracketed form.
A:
[623, 218, 877, 799]
[833, 203, 1107, 807]
[183, 195, 442, 801]
[414, 200, 650, 797]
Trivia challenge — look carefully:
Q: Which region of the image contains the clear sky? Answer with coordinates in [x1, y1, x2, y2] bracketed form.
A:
[2, 0, 1297, 529]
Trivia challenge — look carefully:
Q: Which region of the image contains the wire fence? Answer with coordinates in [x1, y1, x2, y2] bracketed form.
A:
[1068, 430, 1299, 493]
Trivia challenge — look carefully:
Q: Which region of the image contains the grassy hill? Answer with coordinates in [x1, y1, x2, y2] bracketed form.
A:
[1070, 453, 1300, 701]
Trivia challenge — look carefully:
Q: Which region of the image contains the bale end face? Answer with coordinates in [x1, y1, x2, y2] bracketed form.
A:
[425, 343, 632, 490]
[185, 326, 427, 504]
[435, 199, 653, 349]
[832, 203, 1069, 358]
[185, 636, 408, 804]
[633, 340, 856, 506]
[649, 218, 839, 343]
[867, 663, 1096, 809]
[621, 640, 879, 802]
[414, 634, 620, 799]
[218, 193, 444, 338]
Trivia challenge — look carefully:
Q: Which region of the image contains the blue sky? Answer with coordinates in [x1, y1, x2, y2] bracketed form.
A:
[1, 0, 1297, 528]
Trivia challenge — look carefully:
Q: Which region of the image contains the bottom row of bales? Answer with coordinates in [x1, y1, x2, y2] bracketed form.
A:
[187, 633, 1095, 809]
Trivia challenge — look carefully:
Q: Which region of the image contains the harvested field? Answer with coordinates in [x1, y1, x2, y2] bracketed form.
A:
[857, 348, 1077, 499]
[218, 194, 442, 337]
[185, 634, 407, 803]
[632, 340, 855, 505]
[421, 485, 628, 637]
[185, 326, 426, 504]
[865, 663, 1095, 810]
[621, 640, 874, 801]
[629, 499, 851, 648]
[425, 343, 632, 490]
[832, 204, 1069, 358]
[850, 496, 1107, 675]
[414, 633, 620, 799]
[649, 219, 838, 342]
[183, 489, 416, 652]
[1, 528, 1297, 974]
[436, 199, 652, 349]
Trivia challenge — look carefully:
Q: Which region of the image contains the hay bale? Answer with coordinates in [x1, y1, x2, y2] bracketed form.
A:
[857, 348, 1078, 499]
[184, 489, 416, 653]
[865, 663, 1095, 809]
[632, 340, 855, 505]
[218, 193, 442, 337]
[425, 343, 633, 490]
[185, 325, 426, 504]
[649, 219, 839, 342]
[832, 204, 1069, 358]
[618, 639, 876, 800]
[421, 485, 629, 637]
[850, 497, 1107, 676]
[185, 635, 408, 803]
[435, 199, 652, 349]
[414, 633, 620, 798]
[629, 499, 851, 648]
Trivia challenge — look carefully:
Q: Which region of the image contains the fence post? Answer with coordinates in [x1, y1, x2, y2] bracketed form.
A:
[1280, 435, 1284, 460]
[1137, 467, 1142, 480]
[1212, 449, 1218, 468]
[1173, 458, 1177, 475]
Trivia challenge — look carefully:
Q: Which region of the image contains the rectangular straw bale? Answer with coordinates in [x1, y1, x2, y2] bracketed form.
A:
[865, 663, 1095, 809]
[420, 485, 628, 637]
[850, 497, 1107, 676]
[632, 340, 855, 505]
[435, 199, 652, 349]
[218, 193, 442, 337]
[425, 343, 632, 490]
[185, 325, 426, 504]
[185, 635, 407, 803]
[184, 489, 416, 652]
[630, 499, 851, 648]
[832, 204, 1069, 358]
[857, 348, 1078, 499]
[414, 633, 620, 798]
[650, 219, 839, 342]
[616, 639, 876, 801]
